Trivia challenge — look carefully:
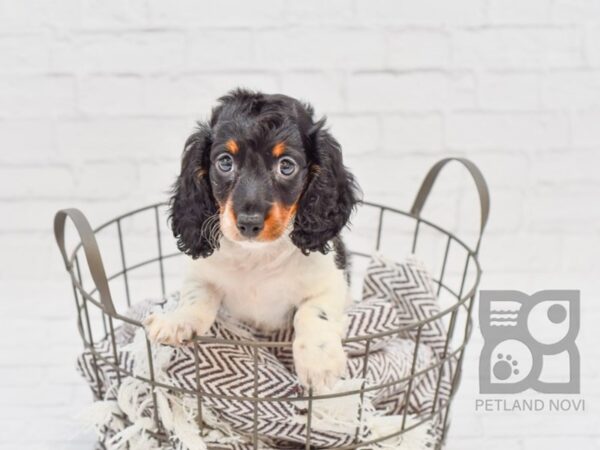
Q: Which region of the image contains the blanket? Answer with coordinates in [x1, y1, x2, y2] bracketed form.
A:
[77, 254, 453, 450]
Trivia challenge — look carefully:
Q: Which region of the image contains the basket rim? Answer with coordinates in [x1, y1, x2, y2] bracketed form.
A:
[65, 199, 482, 347]
[85, 200, 481, 258]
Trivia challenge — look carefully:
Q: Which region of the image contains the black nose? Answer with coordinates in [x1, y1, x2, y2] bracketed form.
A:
[236, 213, 264, 238]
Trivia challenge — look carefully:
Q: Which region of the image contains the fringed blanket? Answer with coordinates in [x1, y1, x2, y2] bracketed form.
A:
[78, 254, 453, 450]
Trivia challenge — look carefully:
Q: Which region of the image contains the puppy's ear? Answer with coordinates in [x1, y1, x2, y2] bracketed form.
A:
[169, 122, 219, 258]
[291, 119, 360, 254]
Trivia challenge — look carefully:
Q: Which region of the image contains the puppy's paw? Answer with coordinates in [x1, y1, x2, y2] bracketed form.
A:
[143, 310, 211, 346]
[293, 331, 347, 393]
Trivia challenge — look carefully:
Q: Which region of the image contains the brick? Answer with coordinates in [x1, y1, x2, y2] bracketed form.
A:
[347, 73, 448, 112]
[381, 113, 443, 152]
[0, 367, 44, 387]
[482, 410, 598, 437]
[0, 202, 64, 233]
[453, 28, 583, 69]
[355, 0, 485, 26]
[346, 154, 454, 206]
[286, 0, 355, 25]
[448, 437, 524, 450]
[482, 235, 563, 272]
[561, 235, 600, 272]
[147, 0, 284, 26]
[440, 158, 527, 234]
[0, 281, 75, 317]
[0, 166, 74, 199]
[542, 70, 600, 108]
[479, 73, 541, 109]
[78, 32, 185, 73]
[135, 161, 180, 202]
[448, 71, 478, 109]
[255, 30, 385, 70]
[386, 30, 450, 69]
[584, 26, 600, 66]
[0, 234, 62, 283]
[186, 30, 255, 71]
[488, 0, 552, 24]
[0, 0, 81, 31]
[0, 76, 76, 118]
[460, 187, 524, 234]
[446, 112, 569, 150]
[281, 73, 345, 114]
[446, 416, 485, 439]
[328, 114, 380, 155]
[73, 161, 138, 200]
[531, 149, 600, 185]
[81, 0, 148, 28]
[144, 74, 279, 116]
[465, 152, 530, 189]
[56, 117, 195, 161]
[0, 35, 50, 72]
[552, 0, 600, 23]
[49, 35, 77, 72]
[523, 437, 598, 450]
[0, 120, 57, 163]
[528, 189, 600, 232]
[78, 75, 144, 115]
[572, 112, 600, 147]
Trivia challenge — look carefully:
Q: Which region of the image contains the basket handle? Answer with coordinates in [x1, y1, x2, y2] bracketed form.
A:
[410, 157, 490, 253]
[54, 208, 117, 316]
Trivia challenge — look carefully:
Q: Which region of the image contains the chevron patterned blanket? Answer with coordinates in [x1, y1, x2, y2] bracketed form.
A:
[78, 254, 453, 450]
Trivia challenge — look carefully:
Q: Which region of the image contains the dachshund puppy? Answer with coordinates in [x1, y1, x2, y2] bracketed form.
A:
[144, 89, 359, 392]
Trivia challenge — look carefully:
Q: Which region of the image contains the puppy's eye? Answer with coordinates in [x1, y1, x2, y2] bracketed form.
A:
[278, 157, 297, 177]
[216, 154, 234, 173]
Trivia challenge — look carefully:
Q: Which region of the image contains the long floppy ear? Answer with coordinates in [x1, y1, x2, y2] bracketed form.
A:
[291, 119, 360, 254]
[169, 122, 219, 258]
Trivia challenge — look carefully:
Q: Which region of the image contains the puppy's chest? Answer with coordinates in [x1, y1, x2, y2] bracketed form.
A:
[216, 260, 303, 329]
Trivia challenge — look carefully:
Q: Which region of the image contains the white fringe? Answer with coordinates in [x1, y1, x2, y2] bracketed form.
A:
[291, 379, 434, 450]
[291, 378, 375, 435]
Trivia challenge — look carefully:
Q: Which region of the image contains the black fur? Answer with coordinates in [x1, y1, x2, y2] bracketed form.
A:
[332, 237, 349, 270]
[290, 118, 359, 255]
[169, 88, 360, 259]
[169, 122, 220, 258]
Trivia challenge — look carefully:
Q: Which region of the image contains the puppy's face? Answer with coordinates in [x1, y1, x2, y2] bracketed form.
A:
[170, 89, 359, 258]
[209, 129, 307, 244]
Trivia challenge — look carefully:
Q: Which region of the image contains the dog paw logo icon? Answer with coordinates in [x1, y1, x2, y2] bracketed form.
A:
[479, 290, 580, 394]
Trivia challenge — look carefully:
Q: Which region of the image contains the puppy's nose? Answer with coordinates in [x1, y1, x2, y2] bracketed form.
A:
[236, 213, 264, 238]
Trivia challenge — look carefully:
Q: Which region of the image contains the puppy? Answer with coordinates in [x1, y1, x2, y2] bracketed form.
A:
[144, 89, 360, 392]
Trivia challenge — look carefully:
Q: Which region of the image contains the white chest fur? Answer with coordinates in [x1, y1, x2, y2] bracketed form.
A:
[147, 235, 350, 394]
[186, 237, 341, 330]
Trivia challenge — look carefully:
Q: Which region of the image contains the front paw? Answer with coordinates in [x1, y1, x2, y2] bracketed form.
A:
[293, 332, 347, 392]
[143, 310, 211, 346]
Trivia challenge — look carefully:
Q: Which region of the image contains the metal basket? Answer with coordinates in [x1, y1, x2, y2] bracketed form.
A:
[54, 157, 489, 449]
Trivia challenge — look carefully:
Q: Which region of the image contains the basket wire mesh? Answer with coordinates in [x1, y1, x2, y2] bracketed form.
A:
[54, 157, 489, 449]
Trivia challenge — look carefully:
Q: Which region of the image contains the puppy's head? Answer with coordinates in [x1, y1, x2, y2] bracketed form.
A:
[170, 89, 360, 258]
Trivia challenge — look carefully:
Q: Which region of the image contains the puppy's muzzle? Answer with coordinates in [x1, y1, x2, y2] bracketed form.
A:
[236, 212, 264, 238]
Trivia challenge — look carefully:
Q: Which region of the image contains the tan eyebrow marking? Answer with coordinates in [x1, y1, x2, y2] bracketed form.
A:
[225, 139, 239, 154]
[272, 142, 286, 157]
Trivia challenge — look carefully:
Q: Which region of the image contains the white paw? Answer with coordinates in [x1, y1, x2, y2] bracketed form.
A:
[143, 310, 211, 346]
[293, 331, 347, 392]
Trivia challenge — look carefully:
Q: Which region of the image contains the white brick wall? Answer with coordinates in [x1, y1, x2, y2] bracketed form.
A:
[1, 1, 599, 448]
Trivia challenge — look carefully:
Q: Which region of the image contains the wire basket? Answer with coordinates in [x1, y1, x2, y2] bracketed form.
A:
[54, 157, 489, 449]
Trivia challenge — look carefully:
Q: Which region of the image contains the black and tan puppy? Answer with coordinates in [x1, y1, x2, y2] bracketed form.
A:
[145, 89, 359, 392]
